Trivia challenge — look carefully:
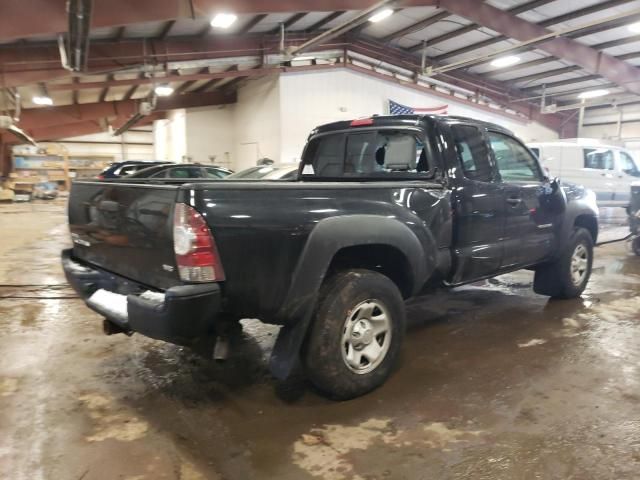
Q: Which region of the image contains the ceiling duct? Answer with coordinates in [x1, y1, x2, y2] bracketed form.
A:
[62, 0, 93, 72]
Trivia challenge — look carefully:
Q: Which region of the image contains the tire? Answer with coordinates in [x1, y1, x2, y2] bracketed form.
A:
[633, 237, 640, 256]
[534, 227, 594, 299]
[303, 270, 406, 400]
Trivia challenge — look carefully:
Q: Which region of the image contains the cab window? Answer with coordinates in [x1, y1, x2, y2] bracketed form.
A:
[451, 124, 493, 182]
[584, 148, 614, 170]
[303, 134, 344, 177]
[303, 129, 433, 179]
[344, 131, 430, 176]
[488, 131, 542, 182]
[619, 151, 640, 177]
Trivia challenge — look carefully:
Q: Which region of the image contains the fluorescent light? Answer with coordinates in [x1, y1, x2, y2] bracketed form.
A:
[210, 13, 237, 29]
[490, 55, 521, 68]
[154, 84, 174, 97]
[629, 22, 640, 33]
[32, 95, 53, 106]
[369, 8, 394, 23]
[578, 89, 610, 99]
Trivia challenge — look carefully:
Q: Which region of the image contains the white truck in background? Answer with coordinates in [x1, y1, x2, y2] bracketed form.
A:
[528, 140, 640, 207]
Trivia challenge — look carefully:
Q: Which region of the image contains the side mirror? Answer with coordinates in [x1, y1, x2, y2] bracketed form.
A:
[543, 176, 560, 193]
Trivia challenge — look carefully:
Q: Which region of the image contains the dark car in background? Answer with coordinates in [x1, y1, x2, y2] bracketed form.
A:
[226, 164, 298, 181]
[98, 160, 171, 179]
[128, 163, 233, 180]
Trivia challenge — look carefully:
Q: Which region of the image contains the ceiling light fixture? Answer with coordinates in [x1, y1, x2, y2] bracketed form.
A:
[490, 55, 521, 68]
[628, 22, 640, 33]
[210, 13, 237, 29]
[154, 84, 174, 97]
[578, 89, 610, 99]
[32, 95, 53, 106]
[369, 8, 394, 23]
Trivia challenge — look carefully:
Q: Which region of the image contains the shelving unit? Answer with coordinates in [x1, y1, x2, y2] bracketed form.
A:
[9, 151, 114, 192]
[67, 155, 115, 180]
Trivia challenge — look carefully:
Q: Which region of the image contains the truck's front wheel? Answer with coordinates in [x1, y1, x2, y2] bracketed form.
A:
[303, 270, 405, 400]
[534, 227, 594, 299]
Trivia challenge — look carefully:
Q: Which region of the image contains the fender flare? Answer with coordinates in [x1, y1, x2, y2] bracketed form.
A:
[269, 214, 435, 379]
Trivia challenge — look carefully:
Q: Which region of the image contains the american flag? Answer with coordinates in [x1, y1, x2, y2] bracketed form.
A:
[389, 100, 448, 116]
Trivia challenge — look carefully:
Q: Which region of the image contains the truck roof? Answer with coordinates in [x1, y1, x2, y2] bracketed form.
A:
[311, 114, 513, 137]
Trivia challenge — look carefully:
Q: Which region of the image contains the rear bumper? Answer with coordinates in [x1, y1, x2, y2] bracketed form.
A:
[62, 248, 221, 344]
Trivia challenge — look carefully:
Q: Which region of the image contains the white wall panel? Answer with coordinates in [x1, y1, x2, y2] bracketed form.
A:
[278, 69, 559, 163]
[185, 106, 234, 168]
[233, 75, 281, 170]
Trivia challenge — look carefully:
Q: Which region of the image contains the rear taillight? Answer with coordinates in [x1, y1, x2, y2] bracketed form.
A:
[97, 174, 105, 180]
[173, 203, 225, 282]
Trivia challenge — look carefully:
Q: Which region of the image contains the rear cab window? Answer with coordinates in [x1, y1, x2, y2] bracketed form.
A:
[301, 126, 438, 180]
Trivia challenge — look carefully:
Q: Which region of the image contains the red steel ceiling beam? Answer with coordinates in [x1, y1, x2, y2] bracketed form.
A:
[436, 0, 640, 96]
[0, 1, 441, 42]
[0, 0, 187, 42]
[348, 38, 574, 134]
[191, 0, 436, 15]
[47, 66, 291, 91]
[18, 90, 235, 130]
[5, 113, 163, 144]
[0, 33, 347, 89]
[0, 35, 294, 88]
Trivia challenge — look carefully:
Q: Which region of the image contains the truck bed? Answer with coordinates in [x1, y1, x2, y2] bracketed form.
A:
[68, 178, 449, 321]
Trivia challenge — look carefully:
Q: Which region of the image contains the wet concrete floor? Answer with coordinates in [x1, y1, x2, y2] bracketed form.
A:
[0, 199, 639, 479]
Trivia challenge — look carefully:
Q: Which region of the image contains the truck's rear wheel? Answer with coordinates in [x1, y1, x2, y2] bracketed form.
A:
[303, 270, 405, 400]
[534, 227, 594, 299]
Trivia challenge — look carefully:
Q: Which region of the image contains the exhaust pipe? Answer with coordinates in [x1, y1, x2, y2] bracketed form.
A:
[213, 336, 230, 362]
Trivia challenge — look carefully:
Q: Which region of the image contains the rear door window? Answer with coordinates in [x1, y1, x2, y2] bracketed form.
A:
[451, 124, 493, 182]
[584, 148, 614, 170]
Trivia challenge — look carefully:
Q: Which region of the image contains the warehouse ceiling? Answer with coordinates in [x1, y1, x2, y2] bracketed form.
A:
[2, 0, 640, 143]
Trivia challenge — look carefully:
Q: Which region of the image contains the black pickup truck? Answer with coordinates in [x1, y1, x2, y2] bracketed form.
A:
[63, 115, 599, 399]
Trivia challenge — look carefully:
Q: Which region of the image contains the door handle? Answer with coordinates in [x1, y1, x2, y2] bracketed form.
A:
[506, 197, 522, 206]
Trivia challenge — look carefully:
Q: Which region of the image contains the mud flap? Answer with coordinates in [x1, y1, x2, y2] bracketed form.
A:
[269, 311, 314, 380]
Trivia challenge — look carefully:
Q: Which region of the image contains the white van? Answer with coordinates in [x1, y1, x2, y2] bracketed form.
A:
[528, 140, 640, 206]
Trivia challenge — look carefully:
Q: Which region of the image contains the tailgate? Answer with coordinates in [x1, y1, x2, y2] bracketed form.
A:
[68, 180, 181, 290]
